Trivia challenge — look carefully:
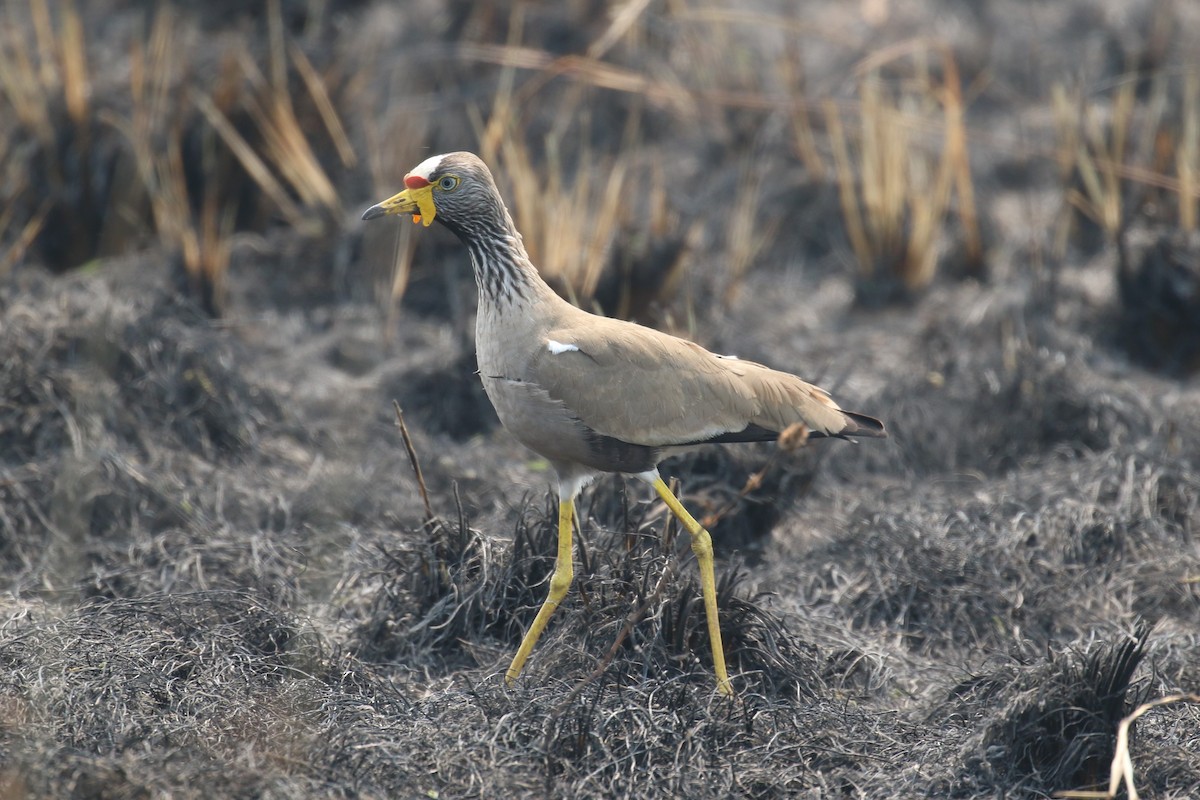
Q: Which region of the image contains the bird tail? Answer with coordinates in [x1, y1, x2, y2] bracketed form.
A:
[840, 411, 887, 439]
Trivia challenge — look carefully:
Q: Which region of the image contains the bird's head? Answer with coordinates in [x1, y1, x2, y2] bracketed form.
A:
[361, 152, 496, 231]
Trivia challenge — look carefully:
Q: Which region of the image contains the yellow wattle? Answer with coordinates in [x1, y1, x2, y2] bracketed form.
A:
[410, 184, 437, 227]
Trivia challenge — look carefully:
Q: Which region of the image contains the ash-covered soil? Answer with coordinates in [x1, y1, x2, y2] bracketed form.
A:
[2, 1, 1199, 798]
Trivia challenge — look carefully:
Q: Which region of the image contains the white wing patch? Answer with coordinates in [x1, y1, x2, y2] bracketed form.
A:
[716, 353, 739, 360]
[547, 339, 580, 355]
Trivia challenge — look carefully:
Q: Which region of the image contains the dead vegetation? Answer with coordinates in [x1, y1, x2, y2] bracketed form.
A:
[827, 46, 982, 304]
[2, 0, 1200, 798]
[0, 0, 352, 314]
[1051, 35, 1200, 375]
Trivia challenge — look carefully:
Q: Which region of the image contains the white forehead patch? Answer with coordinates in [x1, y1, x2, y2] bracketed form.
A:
[546, 340, 579, 355]
[409, 153, 447, 181]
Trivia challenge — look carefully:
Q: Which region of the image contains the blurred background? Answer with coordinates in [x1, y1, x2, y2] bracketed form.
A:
[0, 0, 1193, 355]
[2, 1, 1199, 798]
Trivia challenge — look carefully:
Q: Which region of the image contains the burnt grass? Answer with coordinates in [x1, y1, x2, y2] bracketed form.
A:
[3, 1, 1200, 799]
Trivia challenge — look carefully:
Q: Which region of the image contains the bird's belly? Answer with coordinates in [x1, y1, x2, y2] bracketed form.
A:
[483, 375, 583, 456]
[481, 375, 658, 475]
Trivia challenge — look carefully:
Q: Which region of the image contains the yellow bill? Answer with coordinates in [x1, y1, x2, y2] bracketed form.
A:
[361, 181, 437, 226]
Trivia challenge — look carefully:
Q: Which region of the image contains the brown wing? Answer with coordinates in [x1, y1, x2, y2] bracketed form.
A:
[527, 315, 871, 447]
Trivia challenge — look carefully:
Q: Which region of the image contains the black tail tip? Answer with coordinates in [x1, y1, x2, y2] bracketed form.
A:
[843, 411, 887, 439]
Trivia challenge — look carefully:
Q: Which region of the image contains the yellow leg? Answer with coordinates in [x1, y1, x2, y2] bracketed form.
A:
[650, 477, 733, 696]
[506, 496, 575, 686]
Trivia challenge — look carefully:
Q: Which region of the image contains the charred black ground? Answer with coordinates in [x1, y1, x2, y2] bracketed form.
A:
[2, 1, 1200, 798]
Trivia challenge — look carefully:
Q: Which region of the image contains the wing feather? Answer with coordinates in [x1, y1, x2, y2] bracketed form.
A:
[527, 315, 863, 446]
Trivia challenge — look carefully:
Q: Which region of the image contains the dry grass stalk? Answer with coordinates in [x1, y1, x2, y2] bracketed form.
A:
[827, 99, 871, 278]
[392, 401, 433, 523]
[586, 0, 654, 60]
[369, 213, 419, 341]
[938, 53, 982, 271]
[0, 0, 88, 149]
[723, 159, 780, 305]
[777, 39, 825, 180]
[670, 6, 858, 50]
[28, 0, 57, 86]
[288, 40, 356, 169]
[0, 1, 57, 275]
[1055, 79, 1135, 240]
[826, 46, 977, 296]
[471, 10, 637, 304]
[193, 92, 306, 227]
[190, 0, 343, 228]
[1105, 693, 1200, 800]
[826, 81, 943, 291]
[1179, 73, 1198, 231]
[558, 538, 679, 709]
[678, 5, 828, 178]
[361, 109, 424, 316]
[493, 131, 633, 301]
[383, 223, 417, 319]
[458, 41, 697, 118]
[491, 5, 680, 305]
[58, 0, 88, 126]
[0, 197, 51, 277]
[1054, 71, 1200, 243]
[0, 1, 52, 146]
[110, 6, 234, 312]
[196, 0, 352, 229]
[1054, 693, 1200, 800]
[235, 48, 338, 215]
[475, 1, 525, 165]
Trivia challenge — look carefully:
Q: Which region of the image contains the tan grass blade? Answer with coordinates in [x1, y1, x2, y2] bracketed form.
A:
[586, 0, 653, 59]
[670, 6, 856, 48]
[825, 99, 873, 275]
[1179, 72, 1198, 231]
[193, 92, 307, 226]
[0, 4, 52, 145]
[777, 38, 825, 180]
[724, 159, 780, 304]
[29, 0, 57, 89]
[288, 40, 356, 168]
[939, 49, 981, 270]
[477, 3, 524, 166]
[59, 0, 88, 125]
[1055, 693, 1200, 800]
[0, 198, 51, 276]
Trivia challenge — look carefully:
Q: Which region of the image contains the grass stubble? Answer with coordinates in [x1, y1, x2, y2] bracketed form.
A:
[1, 1, 1199, 798]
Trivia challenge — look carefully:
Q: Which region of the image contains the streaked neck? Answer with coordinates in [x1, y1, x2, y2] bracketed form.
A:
[445, 202, 547, 308]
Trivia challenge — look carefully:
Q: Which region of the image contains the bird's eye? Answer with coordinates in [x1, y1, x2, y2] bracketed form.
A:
[438, 176, 460, 191]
